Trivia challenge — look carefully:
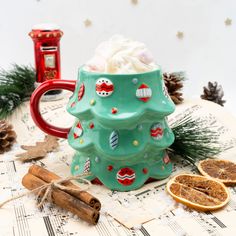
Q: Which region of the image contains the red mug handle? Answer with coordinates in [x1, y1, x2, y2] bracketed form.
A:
[30, 80, 76, 139]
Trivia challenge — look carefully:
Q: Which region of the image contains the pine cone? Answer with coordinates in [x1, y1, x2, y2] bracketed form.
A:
[201, 82, 226, 106]
[163, 72, 185, 104]
[0, 120, 16, 154]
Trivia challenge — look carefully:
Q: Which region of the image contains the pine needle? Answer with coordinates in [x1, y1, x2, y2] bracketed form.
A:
[169, 114, 222, 165]
[0, 64, 35, 119]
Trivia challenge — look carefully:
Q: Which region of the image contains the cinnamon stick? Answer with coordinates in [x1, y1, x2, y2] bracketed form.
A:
[22, 173, 100, 225]
[28, 165, 101, 211]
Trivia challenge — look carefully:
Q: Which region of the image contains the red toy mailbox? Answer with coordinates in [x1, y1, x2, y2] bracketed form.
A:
[29, 24, 63, 84]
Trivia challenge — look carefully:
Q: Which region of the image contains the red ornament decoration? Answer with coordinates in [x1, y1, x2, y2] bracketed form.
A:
[117, 167, 136, 186]
[142, 168, 148, 174]
[78, 83, 85, 101]
[163, 153, 170, 164]
[83, 158, 90, 173]
[136, 83, 152, 102]
[150, 123, 164, 140]
[73, 122, 83, 139]
[70, 101, 76, 108]
[89, 122, 94, 129]
[96, 78, 114, 97]
[107, 165, 113, 171]
[111, 107, 118, 114]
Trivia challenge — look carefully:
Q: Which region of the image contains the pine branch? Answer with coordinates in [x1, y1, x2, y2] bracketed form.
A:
[169, 114, 222, 165]
[0, 64, 36, 119]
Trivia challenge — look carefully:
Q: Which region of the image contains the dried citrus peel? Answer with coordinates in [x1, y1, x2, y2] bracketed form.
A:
[198, 159, 236, 185]
[166, 174, 230, 211]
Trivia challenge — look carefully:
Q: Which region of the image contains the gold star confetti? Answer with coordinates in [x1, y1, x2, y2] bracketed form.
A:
[131, 0, 138, 5]
[84, 19, 92, 27]
[176, 31, 184, 39]
[79, 139, 84, 144]
[225, 18, 232, 26]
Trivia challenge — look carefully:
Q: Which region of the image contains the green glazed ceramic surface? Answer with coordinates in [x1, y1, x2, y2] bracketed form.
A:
[67, 67, 175, 191]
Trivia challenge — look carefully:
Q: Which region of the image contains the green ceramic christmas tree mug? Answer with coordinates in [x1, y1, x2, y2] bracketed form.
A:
[30, 66, 175, 191]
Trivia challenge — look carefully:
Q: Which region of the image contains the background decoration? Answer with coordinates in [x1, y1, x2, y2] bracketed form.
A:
[225, 18, 232, 26]
[163, 71, 185, 104]
[166, 174, 230, 211]
[200, 81, 226, 106]
[169, 114, 222, 164]
[84, 19, 92, 27]
[0, 64, 35, 119]
[176, 31, 184, 39]
[131, 0, 138, 5]
[198, 159, 236, 184]
[16, 135, 59, 162]
[20, 165, 100, 225]
[29, 25, 63, 98]
[0, 120, 16, 154]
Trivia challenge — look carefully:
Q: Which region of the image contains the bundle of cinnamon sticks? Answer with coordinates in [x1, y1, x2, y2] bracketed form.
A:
[22, 165, 101, 225]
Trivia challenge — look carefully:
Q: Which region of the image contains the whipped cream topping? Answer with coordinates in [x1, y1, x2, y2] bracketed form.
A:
[85, 35, 158, 74]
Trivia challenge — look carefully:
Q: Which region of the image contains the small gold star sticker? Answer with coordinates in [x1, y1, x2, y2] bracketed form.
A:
[131, 0, 138, 5]
[176, 31, 184, 39]
[225, 18, 232, 26]
[84, 19, 92, 27]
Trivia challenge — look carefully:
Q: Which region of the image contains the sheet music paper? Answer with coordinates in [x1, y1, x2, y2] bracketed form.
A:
[1, 94, 236, 236]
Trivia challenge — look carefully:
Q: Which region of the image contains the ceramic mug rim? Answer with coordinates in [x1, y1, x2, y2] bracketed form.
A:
[79, 65, 161, 77]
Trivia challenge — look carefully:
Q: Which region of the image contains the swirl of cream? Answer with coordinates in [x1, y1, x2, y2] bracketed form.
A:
[85, 35, 158, 74]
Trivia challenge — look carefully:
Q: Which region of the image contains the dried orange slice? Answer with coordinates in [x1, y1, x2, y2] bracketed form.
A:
[198, 159, 236, 185]
[166, 174, 230, 211]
